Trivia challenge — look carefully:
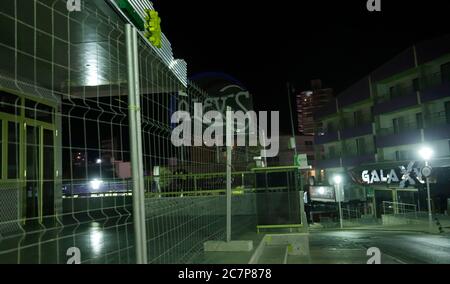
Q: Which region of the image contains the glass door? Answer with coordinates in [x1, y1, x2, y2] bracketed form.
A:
[42, 129, 55, 218]
[25, 125, 40, 221]
[25, 125, 55, 223]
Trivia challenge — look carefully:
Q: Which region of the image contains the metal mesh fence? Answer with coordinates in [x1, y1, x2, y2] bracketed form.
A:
[0, 0, 136, 264]
[0, 0, 302, 264]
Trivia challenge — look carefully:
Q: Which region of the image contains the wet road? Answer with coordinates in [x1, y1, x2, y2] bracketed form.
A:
[307, 230, 450, 264]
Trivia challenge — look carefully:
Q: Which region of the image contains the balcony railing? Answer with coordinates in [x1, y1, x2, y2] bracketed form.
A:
[342, 147, 375, 157]
[426, 111, 450, 126]
[422, 71, 450, 89]
[420, 71, 450, 103]
[378, 120, 420, 136]
[319, 151, 342, 160]
[375, 85, 416, 104]
[342, 117, 372, 129]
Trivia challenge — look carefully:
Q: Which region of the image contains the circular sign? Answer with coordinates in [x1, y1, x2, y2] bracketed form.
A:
[421, 166, 432, 178]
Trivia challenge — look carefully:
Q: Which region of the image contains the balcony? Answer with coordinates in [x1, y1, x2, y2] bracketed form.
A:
[376, 122, 422, 148]
[316, 157, 341, 169]
[314, 130, 339, 145]
[424, 111, 450, 140]
[340, 123, 373, 140]
[420, 72, 450, 103]
[342, 153, 375, 167]
[373, 86, 419, 115]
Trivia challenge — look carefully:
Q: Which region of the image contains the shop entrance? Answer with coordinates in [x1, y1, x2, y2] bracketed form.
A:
[0, 90, 57, 224]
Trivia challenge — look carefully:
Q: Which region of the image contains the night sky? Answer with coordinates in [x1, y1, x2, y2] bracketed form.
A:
[155, 0, 450, 133]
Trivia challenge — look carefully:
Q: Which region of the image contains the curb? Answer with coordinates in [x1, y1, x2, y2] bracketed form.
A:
[309, 227, 446, 235]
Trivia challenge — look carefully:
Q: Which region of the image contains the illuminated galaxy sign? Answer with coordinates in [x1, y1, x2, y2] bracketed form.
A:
[361, 161, 425, 189]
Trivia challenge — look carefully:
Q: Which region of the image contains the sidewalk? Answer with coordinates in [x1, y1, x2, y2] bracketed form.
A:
[288, 248, 404, 264]
[192, 231, 263, 264]
[310, 216, 450, 235]
[342, 224, 449, 234]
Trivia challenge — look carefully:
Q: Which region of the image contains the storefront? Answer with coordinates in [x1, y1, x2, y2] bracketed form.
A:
[0, 86, 62, 230]
[350, 159, 450, 217]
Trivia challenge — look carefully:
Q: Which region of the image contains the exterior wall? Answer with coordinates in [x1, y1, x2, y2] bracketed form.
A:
[272, 136, 315, 167]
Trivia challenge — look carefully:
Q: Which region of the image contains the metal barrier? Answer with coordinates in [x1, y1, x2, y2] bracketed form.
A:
[382, 201, 418, 217]
[0, 0, 305, 264]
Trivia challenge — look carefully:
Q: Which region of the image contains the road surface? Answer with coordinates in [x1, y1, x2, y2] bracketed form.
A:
[293, 230, 450, 264]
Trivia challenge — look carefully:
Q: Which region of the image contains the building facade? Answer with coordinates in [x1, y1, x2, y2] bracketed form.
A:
[296, 79, 334, 136]
[314, 35, 450, 215]
[270, 135, 315, 167]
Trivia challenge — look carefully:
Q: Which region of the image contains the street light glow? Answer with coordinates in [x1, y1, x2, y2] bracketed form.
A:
[333, 175, 342, 185]
[418, 146, 433, 161]
[90, 179, 103, 190]
[318, 187, 325, 195]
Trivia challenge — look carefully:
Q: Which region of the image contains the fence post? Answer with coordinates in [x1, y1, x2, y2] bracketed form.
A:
[226, 106, 232, 243]
[298, 170, 308, 232]
[126, 24, 148, 264]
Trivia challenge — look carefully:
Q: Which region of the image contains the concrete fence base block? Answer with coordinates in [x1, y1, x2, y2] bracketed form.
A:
[248, 233, 310, 264]
[265, 233, 310, 256]
[204, 240, 253, 252]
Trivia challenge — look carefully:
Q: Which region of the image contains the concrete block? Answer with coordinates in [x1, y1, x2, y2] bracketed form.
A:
[264, 233, 310, 256]
[204, 240, 253, 252]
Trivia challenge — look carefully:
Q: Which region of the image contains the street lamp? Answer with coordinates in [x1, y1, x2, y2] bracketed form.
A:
[418, 146, 433, 231]
[333, 175, 344, 229]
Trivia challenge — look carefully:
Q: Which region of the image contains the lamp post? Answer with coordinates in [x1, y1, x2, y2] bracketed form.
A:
[333, 175, 344, 229]
[418, 146, 433, 231]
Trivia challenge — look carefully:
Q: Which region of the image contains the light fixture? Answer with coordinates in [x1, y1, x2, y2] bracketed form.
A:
[318, 187, 325, 195]
[418, 146, 433, 161]
[333, 175, 342, 185]
[90, 179, 103, 190]
[96, 158, 102, 164]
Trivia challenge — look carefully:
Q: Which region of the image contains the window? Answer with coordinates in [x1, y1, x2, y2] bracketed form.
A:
[0, 121, 2, 179]
[0, 91, 20, 115]
[25, 100, 54, 123]
[327, 122, 334, 132]
[393, 118, 400, 134]
[416, 113, 423, 129]
[441, 62, 450, 83]
[329, 146, 336, 158]
[445, 101, 450, 124]
[8, 122, 19, 179]
[390, 85, 401, 99]
[413, 78, 420, 92]
[353, 111, 360, 127]
[395, 150, 411, 161]
[356, 138, 365, 155]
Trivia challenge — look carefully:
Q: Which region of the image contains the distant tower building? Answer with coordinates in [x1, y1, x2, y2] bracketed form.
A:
[296, 79, 334, 136]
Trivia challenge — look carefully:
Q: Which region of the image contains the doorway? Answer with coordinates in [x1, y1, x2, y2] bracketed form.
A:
[25, 125, 55, 223]
[0, 90, 57, 224]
